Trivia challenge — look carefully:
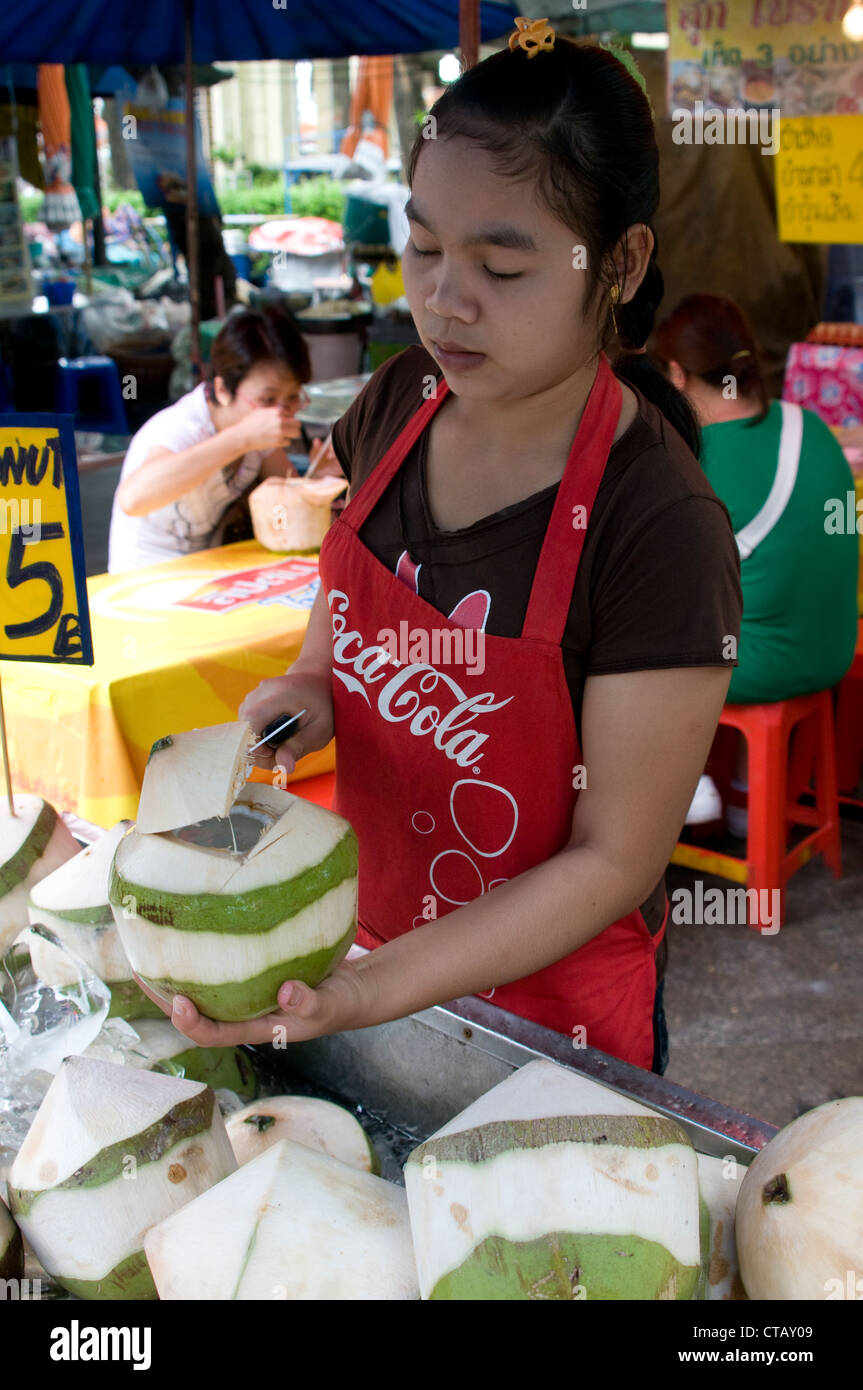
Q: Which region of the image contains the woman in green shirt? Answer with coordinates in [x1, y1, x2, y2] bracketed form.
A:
[653, 293, 858, 827]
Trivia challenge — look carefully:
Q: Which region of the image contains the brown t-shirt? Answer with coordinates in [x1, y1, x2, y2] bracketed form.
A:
[331, 346, 743, 980]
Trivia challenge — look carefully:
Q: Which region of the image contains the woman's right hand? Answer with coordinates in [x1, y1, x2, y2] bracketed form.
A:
[234, 406, 300, 455]
[239, 669, 334, 775]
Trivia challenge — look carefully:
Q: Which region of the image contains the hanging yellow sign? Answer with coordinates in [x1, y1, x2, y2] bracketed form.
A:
[776, 113, 863, 241]
[0, 417, 93, 664]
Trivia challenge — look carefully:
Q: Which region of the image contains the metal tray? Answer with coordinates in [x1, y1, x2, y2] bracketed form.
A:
[251, 994, 778, 1185]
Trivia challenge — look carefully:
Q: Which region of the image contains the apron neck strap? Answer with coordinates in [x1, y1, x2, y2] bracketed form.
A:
[340, 379, 451, 533]
[522, 354, 621, 644]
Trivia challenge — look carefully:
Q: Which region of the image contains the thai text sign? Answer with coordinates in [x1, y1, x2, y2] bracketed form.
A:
[775, 114, 863, 241]
[0, 417, 93, 664]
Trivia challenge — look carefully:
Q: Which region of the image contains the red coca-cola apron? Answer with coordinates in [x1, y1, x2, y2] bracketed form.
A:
[317, 352, 666, 1069]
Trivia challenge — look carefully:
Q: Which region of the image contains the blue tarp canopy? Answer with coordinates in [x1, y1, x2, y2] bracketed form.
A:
[0, 0, 518, 64]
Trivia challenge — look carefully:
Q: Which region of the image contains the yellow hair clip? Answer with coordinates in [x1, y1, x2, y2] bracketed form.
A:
[508, 16, 556, 58]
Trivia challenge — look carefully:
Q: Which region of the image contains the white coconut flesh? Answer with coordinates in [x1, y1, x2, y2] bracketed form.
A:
[110, 782, 357, 1022]
[227, 1095, 379, 1173]
[405, 1059, 705, 1300]
[145, 1138, 418, 1300]
[135, 721, 257, 835]
[1, 1194, 23, 1282]
[88, 1018, 257, 1101]
[696, 1153, 747, 1300]
[7, 1056, 236, 1299]
[0, 795, 79, 954]
[26, 822, 132, 983]
[735, 1096, 863, 1301]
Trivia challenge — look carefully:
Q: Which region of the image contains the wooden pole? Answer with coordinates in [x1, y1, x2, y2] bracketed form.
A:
[184, 0, 201, 378]
[459, 0, 481, 71]
[82, 217, 94, 296]
[0, 671, 16, 817]
[91, 99, 108, 268]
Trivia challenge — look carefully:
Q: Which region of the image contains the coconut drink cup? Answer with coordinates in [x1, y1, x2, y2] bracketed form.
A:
[249, 475, 347, 553]
[108, 722, 358, 1023]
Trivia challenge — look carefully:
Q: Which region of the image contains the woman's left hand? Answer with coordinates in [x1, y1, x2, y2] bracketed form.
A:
[132, 960, 366, 1048]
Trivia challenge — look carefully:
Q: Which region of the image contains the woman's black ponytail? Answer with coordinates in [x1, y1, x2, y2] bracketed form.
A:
[408, 37, 702, 457]
[615, 241, 701, 458]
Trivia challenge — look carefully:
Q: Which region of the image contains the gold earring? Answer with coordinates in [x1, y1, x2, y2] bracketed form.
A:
[609, 284, 621, 337]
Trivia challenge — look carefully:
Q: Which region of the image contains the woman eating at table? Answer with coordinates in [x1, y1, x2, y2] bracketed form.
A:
[107, 305, 312, 572]
[140, 29, 742, 1073]
[652, 293, 859, 832]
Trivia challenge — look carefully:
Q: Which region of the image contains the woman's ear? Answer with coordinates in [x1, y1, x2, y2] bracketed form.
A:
[614, 224, 654, 304]
[212, 375, 232, 408]
[667, 359, 687, 393]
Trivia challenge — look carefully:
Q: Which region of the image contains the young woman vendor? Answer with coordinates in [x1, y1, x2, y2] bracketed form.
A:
[108, 305, 311, 572]
[141, 29, 742, 1073]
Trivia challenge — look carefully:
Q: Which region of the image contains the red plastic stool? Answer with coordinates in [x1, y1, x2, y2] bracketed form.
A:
[835, 619, 863, 801]
[671, 690, 842, 930]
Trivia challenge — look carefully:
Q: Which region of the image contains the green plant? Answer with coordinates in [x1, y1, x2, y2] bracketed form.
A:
[286, 174, 346, 223]
[217, 183, 287, 216]
[211, 145, 239, 166]
[19, 187, 158, 224]
[19, 192, 42, 222]
[247, 163, 282, 185]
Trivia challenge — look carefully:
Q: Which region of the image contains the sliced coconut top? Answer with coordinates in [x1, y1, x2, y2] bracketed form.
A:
[425, 1060, 657, 1146]
[1, 795, 56, 870]
[9, 1056, 208, 1192]
[28, 821, 130, 914]
[114, 784, 354, 897]
[136, 722, 256, 835]
[145, 1138, 414, 1301]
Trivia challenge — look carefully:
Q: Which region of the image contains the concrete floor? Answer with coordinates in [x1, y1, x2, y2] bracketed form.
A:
[79, 460, 121, 577]
[78, 463, 863, 1131]
[664, 819, 863, 1130]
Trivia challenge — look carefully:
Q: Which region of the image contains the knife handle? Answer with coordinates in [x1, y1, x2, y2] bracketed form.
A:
[260, 713, 303, 750]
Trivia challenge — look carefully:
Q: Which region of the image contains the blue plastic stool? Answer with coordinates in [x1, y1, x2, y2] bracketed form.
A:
[56, 356, 129, 434]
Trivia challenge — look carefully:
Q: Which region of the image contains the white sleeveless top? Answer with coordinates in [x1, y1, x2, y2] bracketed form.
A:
[108, 384, 263, 573]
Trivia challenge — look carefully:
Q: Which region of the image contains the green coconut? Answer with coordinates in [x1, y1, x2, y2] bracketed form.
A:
[145, 1138, 418, 1300]
[109, 724, 357, 1022]
[405, 1059, 707, 1301]
[26, 821, 161, 1020]
[0, 1194, 23, 1287]
[1, 795, 79, 956]
[226, 1095, 377, 1170]
[7, 1055, 236, 1300]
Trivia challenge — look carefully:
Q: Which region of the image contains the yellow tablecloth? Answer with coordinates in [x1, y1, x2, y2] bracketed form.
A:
[1, 541, 334, 828]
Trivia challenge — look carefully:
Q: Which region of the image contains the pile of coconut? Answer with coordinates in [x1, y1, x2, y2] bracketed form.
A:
[3, 1052, 860, 1301]
[3, 723, 860, 1299]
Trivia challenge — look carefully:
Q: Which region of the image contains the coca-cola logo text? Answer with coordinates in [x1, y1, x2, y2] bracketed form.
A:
[328, 589, 511, 767]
